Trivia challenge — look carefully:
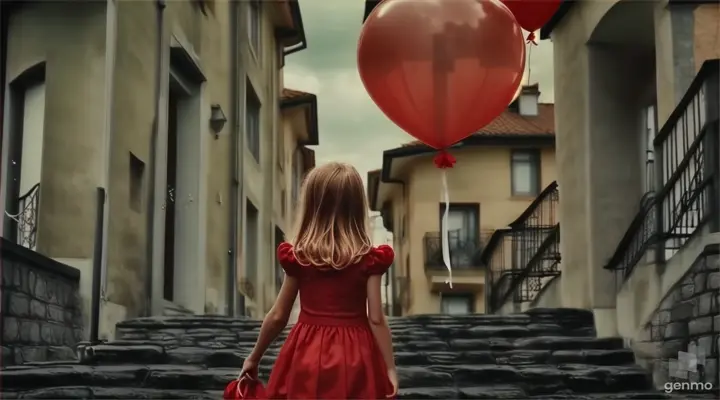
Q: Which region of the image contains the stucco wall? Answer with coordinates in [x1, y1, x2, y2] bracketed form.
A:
[3, 1, 292, 329]
[547, 0, 720, 332]
[399, 146, 556, 315]
[5, 3, 107, 262]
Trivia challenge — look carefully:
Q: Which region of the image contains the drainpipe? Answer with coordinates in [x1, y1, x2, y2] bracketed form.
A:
[89, 0, 119, 342]
[227, 0, 240, 316]
[145, 0, 166, 316]
[229, 1, 246, 316]
[0, 3, 9, 236]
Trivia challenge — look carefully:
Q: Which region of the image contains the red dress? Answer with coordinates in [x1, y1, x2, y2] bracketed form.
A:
[266, 242, 395, 400]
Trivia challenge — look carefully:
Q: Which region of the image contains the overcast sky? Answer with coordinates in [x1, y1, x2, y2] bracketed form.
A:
[284, 0, 556, 185]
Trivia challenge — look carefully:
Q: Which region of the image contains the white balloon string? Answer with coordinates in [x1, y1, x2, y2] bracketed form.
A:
[441, 170, 453, 288]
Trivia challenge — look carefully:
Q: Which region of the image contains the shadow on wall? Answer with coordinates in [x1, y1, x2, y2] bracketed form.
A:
[633, 245, 719, 392]
[1, 238, 83, 365]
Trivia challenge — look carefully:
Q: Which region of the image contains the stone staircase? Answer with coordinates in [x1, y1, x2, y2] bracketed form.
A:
[0, 308, 713, 399]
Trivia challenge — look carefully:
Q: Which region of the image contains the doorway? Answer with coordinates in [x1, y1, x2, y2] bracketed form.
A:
[163, 92, 179, 301]
[159, 65, 204, 312]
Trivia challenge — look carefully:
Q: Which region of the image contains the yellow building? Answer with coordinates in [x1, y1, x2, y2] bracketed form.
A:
[367, 85, 557, 316]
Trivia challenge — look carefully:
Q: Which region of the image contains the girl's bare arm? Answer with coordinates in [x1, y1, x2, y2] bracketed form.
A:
[247, 275, 299, 361]
[367, 274, 396, 371]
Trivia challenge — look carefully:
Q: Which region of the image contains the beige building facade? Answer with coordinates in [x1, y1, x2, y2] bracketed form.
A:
[367, 87, 557, 316]
[533, 0, 720, 338]
[1, 0, 317, 338]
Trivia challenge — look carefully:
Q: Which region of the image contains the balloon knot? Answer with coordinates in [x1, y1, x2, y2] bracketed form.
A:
[526, 31, 538, 46]
[433, 150, 456, 169]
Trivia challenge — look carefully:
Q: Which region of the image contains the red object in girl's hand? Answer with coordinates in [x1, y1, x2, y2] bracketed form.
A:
[223, 376, 267, 400]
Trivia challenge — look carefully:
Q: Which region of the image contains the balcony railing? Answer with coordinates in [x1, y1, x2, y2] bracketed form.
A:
[423, 229, 492, 269]
[605, 59, 719, 286]
[481, 181, 560, 313]
[6, 183, 40, 250]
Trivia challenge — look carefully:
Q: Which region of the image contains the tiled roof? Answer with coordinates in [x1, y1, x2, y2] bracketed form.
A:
[402, 103, 554, 147]
[281, 88, 314, 101]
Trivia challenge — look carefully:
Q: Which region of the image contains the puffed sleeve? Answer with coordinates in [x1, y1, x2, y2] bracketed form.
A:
[277, 242, 301, 277]
[365, 245, 395, 276]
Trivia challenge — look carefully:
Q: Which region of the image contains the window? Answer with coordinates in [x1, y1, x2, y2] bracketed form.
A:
[277, 128, 284, 171]
[248, 0, 261, 59]
[129, 152, 145, 212]
[641, 104, 657, 193]
[274, 226, 284, 293]
[511, 150, 540, 196]
[280, 189, 286, 218]
[291, 148, 303, 204]
[246, 85, 261, 163]
[441, 204, 479, 267]
[245, 200, 259, 289]
[441, 295, 473, 315]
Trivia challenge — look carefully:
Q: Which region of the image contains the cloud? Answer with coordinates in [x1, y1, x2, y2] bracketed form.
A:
[284, 0, 555, 182]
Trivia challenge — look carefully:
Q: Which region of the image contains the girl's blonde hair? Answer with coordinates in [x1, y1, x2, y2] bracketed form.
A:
[290, 162, 373, 269]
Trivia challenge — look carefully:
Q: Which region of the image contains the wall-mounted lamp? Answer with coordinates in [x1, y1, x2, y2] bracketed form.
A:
[209, 104, 227, 139]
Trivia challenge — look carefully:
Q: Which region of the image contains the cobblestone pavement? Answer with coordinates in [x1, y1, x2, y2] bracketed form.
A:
[1, 308, 716, 399]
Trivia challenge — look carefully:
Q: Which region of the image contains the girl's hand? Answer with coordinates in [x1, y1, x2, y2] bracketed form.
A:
[239, 357, 259, 380]
[386, 367, 398, 398]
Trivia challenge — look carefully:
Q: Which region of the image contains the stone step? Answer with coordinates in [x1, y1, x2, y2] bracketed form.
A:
[1, 387, 222, 399]
[399, 387, 716, 400]
[398, 364, 653, 393]
[395, 348, 636, 366]
[0, 362, 653, 393]
[3, 386, 715, 400]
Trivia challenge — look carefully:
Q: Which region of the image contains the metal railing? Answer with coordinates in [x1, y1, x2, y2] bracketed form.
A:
[481, 181, 560, 313]
[605, 59, 719, 285]
[423, 229, 492, 269]
[14, 183, 40, 249]
[514, 225, 561, 303]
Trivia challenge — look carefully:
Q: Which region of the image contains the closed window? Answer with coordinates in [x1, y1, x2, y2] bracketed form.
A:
[443, 204, 479, 268]
[292, 149, 303, 204]
[245, 200, 259, 290]
[248, 0, 261, 59]
[246, 85, 261, 163]
[511, 150, 540, 196]
[441, 295, 472, 315]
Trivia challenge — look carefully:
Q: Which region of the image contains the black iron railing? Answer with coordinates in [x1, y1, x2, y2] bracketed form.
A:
[605, 59, 719, 285]
[604, 192, 657, 286]
[423, 229, 492, 269]
[513, 225, 561, 303]
[481, 181, 560, 313]
[482, 229, 516, 311]
[13, 183, 40, 249]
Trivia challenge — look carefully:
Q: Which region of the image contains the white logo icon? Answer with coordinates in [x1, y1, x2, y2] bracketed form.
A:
[669, 342, 706, 380]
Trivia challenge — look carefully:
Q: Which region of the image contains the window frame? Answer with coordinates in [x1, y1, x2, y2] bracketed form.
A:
[248, 0, 262, 61]
[510, 149, 541, 197]
[246, 84, 261, 164]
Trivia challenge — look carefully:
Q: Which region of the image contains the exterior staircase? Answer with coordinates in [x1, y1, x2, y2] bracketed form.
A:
[0, 308, 713, 399]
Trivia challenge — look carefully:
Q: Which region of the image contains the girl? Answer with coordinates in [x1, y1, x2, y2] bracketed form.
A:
[239, 162, 398, 399]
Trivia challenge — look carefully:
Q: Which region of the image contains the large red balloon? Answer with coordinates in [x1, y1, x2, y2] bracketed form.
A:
[358, 0, 526, 150]
[502, 0, 562, 43]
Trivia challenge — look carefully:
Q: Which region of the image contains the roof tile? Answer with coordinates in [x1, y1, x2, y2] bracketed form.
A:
[402, 103, 554, 147]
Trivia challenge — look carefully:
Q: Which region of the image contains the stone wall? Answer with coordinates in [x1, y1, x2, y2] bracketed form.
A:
[1, 238, 83, 365]
[636, 244, 719, 392]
